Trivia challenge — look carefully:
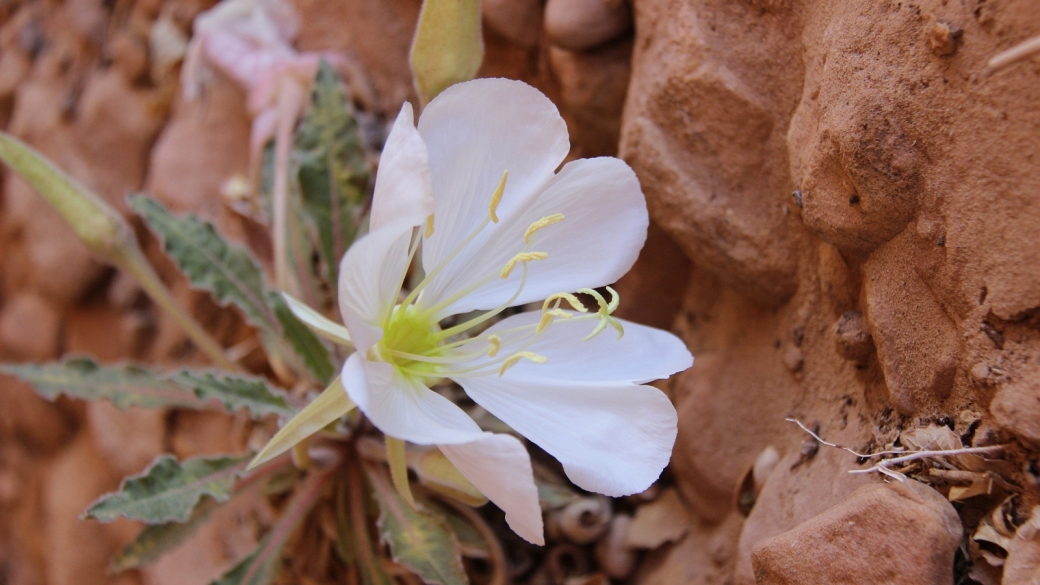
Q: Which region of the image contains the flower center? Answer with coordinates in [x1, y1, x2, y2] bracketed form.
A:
[378, 304, 444, 377]
[375, 169, 625, 382]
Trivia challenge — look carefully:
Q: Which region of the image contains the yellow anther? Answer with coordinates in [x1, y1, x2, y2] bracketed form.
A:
[425, 214, 435, 238]
[500, 251, 547, 278]
[536, 308, 573, 334]
[541, 292, 587, 314]
[488, 170, 508, 223]
[524, 213, 565, 244]
[487, 335, 501, 357]
[498, 351, 547, 376]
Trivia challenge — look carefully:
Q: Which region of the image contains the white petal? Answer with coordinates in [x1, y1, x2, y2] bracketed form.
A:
[337, 220, 414, 352]
[417, 79, 568, 296]
[479, 310, 692, 383]
[418, 157, 648, 317]
[456, 376, 677, 497]
[370, 103, 434, 231]
[440, 433, 544, 545]
[342, 353, 483, 445]
[282, 293, 352, 346]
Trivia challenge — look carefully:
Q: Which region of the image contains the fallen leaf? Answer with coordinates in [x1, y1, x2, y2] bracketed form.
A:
[625, 489, 690, 549]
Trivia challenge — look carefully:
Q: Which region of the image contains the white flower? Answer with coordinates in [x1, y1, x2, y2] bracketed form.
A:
[265, 78, 692, 545]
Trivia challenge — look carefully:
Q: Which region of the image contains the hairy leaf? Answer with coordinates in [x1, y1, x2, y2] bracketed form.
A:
[85, 454, 250, 523]
[111, 497, 220, 571]
[294, 60, 370, 285]
[171, 370, 295, 419]
[366, 464, 468, 585]
[0, 357, 202, 409]
[127, 194, 332, 381]
[209, 467, 333, 585]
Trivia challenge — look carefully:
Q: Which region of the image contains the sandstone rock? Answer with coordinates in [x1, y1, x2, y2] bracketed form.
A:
[86, 402, 167, 477]
[483, 0, 543, 48]
[145, 71, 251, 222]
[43, 431, 134, 585]
[619, 0, 805, 305]
[732, 448, 874, 584]
[750, 481, 962, 584]
[990, 359, 1040, 444]
[548, 39, 631, 157]
[863, 235, 960, 415]
[0, 293, 61, 361]
[544, 0, 631, 52]
[294, 0, 420, 112]
[832, 310, 873, 366]
[0, 377, 78, 454]
[613, 222, 691, 331]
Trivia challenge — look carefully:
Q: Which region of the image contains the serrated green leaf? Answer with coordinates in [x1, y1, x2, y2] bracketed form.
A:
[210, 467, 333, 585]
[366, 464, 468, 585]
[111, 496, 220, 572]
[293, 60, 370, 286]
[85, 454, 250, 523]
[171, 370, 295, 419]
[127, 194, 333, 381]
[0, 356, 203, 409]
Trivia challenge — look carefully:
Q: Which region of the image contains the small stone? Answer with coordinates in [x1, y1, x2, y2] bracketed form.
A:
[751, 481, 962, 584]
[928, 21, 961, 57]
[544, 0, 632, 52]
[833, 310, 873, 365]
[483, 0, 543, 48]
[990, 370, 1040, 444]
[782, 346, 804, 373]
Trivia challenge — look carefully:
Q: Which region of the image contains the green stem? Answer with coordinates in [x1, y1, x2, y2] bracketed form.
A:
[119, 245, 241, 372]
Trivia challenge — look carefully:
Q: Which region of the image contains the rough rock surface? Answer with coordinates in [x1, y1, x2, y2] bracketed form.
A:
[751, 481, 962, 584]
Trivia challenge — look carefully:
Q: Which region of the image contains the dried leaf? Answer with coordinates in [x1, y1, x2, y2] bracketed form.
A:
[128, 194, 333, 381]
[900, 424, 962, 451]
[85, 453, 250, 523]
[626, 489, 691, 549]
[1004, 506, 1040, 585]
[414, 448, 487, 507]
[365, 464, 468, 585]
[0, 357, 201, 410]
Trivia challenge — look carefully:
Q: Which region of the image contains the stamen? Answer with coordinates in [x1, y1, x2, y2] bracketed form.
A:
[501, 252, 547, 278]
[489, 170, 508, 223]
[487, 335, 501, 357]
[524, 213, 565, 244]
[498, 351, 547, 376]
[425, 214, 435, 238]
[536, 308, 573, 334]
[542, 292, 587, 314]
[577, 286, 625, 341]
